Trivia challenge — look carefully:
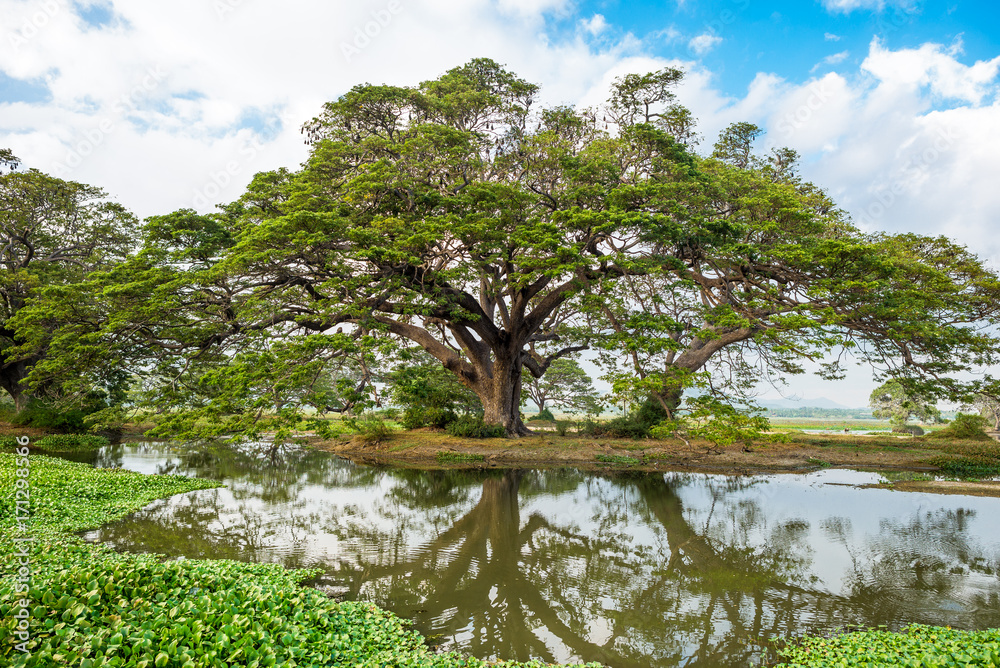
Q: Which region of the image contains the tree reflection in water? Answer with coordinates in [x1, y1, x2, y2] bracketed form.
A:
[86, 444, 1000, 668]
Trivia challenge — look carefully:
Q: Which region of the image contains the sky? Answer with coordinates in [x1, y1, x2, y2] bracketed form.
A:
[2, 0, 999, 407]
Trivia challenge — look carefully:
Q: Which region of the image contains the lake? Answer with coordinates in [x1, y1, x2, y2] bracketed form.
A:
[75, 442, 1000, 667]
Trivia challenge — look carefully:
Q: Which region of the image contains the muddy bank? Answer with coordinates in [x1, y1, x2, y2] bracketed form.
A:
[312, 429, 965, 471]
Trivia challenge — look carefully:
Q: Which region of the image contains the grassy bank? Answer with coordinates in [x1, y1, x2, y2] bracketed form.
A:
[0, 447, 599, 667]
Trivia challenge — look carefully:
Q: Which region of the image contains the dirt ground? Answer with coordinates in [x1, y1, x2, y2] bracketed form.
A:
[311, 429, 1000, 497]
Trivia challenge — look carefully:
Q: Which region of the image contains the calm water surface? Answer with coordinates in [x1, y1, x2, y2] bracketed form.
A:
[78, 442, 1000, 668]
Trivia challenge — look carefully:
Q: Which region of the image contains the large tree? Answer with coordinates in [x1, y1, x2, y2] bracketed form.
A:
[0, 159, 137, 412]
[30, 60, 1000, 438]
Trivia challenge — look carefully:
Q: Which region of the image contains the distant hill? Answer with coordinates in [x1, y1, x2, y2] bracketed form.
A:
[756, 397, 864, 410]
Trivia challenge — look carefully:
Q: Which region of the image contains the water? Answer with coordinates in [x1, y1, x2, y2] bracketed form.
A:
[78, 442, 1000, 667]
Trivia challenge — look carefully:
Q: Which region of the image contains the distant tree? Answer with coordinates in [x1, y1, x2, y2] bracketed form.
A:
[869, 380, 941, 429]
[521, 358, 601, 416]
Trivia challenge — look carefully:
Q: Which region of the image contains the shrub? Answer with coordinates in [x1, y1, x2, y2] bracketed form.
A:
[597, 398, 671, 439]
[446, 416, 506, 438]
[928, 412, 992, 441]
[601, 416, 653, 439]
[346, 415, 396, 444]
[930, 456, 1000, 478]
[10, 401, 93, 432]
[577, 419, 603, 436]
[892, 424, 924, 436]
[401, 406, 458, 429]
[528, 408, 555, 422]
[554, 420, 570, 436]
[34, 434, 110, 451]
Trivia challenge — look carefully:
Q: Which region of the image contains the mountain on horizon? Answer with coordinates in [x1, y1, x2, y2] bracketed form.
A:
[756, 397, 865, 410]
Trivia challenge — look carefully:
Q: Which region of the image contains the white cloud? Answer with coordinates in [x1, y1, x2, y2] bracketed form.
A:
[688, 33, 723, 56]
[820, 0, 917, 13]
[862, 37, 1000, 105]
[825, 32, 842, 41]
[824, 50, 850, 65]
[580, 14, 608, 36]
[2, 4, 999, 276]
[496, 0, 569, 19]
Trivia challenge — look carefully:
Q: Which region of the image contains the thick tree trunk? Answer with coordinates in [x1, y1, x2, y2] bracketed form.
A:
[0, 358, 32, 413]
[475, 349, 530, 437]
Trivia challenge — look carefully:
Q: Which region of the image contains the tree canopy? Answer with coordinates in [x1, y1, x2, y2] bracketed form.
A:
[15, 59, 1000, 438]
[0, 159, 138, 414]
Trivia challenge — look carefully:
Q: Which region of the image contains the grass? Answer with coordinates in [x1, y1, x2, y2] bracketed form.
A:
[0, 449, 599, 667]
[436, 451, 486, 464]
[774, 624, 1000, 667]
[595, 453, 641, 466]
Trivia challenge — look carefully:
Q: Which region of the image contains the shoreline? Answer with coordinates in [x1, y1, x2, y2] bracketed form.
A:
[310, 430, 1000, 496]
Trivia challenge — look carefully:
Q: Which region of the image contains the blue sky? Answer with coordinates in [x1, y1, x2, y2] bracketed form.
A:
[1, 0, 999, 406]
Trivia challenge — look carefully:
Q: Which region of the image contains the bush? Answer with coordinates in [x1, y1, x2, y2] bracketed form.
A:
[446, 416, 506, 438]
[930, 456, 1000, 478]
[554, 420, 570, 436]
[528, 408, 555, 422]
[346, 415, 396, 444]
[10, 401, 93, 432]
[577, 419, 603, 436]
[35, 434, 110, 451]
[892, 424, 925, 436]
[601, 416, 653, 439]
[401, 406, 458, 429]
[597, 398, 671, 439]
[928, 412, 992, 441]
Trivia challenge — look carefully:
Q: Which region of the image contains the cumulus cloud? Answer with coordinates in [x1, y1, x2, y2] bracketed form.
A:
[580, 14, 608, 36]
[754, 40, 1000, 266]
[825, 32, 842, 41]
[0, 0, 638, 216]
[2, 4, 999, 274]
[688, 33, 723, 56]
[862, 37, 1000, 104]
